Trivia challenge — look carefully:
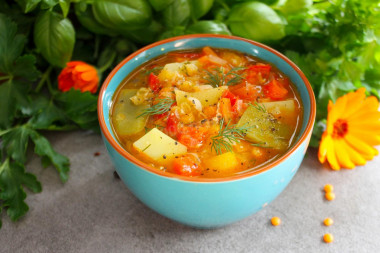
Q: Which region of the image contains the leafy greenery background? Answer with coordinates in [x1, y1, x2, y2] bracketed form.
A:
[0, 0, 379, 229]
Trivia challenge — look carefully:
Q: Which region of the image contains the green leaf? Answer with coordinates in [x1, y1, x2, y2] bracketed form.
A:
[227, 2, 286, 42]
[148, 0, 175, 11]
[29, 130, 70, 182]
[189, 0, 214, 19]
[162, 0, 191, 28]
[186, 20, 231, 35]
[0, 14, 26, 74]
[0, 80, 29, 130]
[12, 55, 40, 81]
[92, 0, 152, 32]
[55, 89, 99, 130]
[278, 0, 313, 15]
[41, 0, 59, 9]
[0, 159, 42, 222]
[59, 0, 70, 18]
[15, 0, 42, 13]
[1, 126, 32, 164]
[28, 99, 68, 129]
[34, 10, 75, 67]
[74, 2, 118, 36]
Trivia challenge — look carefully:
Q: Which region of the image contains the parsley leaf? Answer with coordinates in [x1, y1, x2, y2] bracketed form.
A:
[0, 159, 42, 223]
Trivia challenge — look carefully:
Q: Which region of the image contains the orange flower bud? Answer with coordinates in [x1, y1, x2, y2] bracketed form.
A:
[58, 61, 99, 94]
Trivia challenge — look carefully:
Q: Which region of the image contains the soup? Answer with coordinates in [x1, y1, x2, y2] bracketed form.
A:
[110, 47, 303, 178]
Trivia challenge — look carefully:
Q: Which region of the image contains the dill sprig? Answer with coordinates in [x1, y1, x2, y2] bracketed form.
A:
[250, 101, 267, 113]
[210, 119, 249, 155]
[136, 97, 174, 118]
[204, 67, 246, 87]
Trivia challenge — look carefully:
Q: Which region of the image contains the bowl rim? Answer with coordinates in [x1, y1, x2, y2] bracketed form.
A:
[98, 34, 316, 183]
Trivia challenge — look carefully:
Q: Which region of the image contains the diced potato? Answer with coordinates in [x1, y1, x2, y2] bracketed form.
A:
[236, 105, 290, 149]
[158, 61, 198, 83]
[175, 86, 227, 108]
[260, 99, 296, 123]
[112, 89, 149, 136]
[133, 128, 187, 162]
[203, 152, 239, 172]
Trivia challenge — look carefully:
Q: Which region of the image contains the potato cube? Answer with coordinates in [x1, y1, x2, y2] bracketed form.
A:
[133, 128, 187, 162]
[203, 152, 239, 172]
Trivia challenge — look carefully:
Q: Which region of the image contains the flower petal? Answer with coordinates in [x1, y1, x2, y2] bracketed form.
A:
[344, 134, 378, 158]
[334, 139, 355, 169]
[347, 128, 380, 146]
[318, 133, 330, 164]
[341, 88, 366, 118]
[341, 138, 367, 166]
[326, 137, 340, 170]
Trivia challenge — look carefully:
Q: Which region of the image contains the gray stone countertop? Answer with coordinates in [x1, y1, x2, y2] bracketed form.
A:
[1, 131, 379, 253]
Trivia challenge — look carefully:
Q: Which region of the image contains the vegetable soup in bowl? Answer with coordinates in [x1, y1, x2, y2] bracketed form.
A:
[98, 35, 316, 228]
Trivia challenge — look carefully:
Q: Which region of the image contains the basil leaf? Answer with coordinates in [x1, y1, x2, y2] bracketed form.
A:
[162, 0, 191, 28]
[227, 2, 286, 42]
[92, 0, 152, 32]
[189, 0, 214, 19]
[15, 0, 41, 13]
[34, 10, 75, 67]
[123, 20, 163, 44]
[74, 2, 118, 36]
[186, 20, 231, 35]
[148, 0, 175, 11]
[59, 0, 70, 17]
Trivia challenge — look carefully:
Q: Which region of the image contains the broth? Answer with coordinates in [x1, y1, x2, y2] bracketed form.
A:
[110, 47, 303, 178]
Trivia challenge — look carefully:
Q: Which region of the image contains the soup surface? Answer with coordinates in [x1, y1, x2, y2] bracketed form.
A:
[111, 47, 303, 178]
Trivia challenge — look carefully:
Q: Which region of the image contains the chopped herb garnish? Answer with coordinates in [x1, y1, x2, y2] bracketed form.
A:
[136, 97, 175, 118]
[204, 67, 246, 87]
[250, 101, 267, 113]
[210, 119, 250, 154]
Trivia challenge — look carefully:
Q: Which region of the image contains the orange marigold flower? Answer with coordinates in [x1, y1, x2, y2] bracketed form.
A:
[318, 88, 380, 170]
[58, 61, 99, 94]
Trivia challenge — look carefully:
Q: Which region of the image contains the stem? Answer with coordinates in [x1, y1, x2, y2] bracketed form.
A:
[35, 66, 53, 92]
[46, 74, 54, 95]
[97, 51, 116, 73]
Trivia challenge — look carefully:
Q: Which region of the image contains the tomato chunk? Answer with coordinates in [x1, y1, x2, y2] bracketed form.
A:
[246, 64, 271, 84]
[263, 79, 288, 100]
[172, 155, 201, 176]
[148, 73, 161, 93]
[222, 90, 239, 106]
[164, 112, 179, 138]
[230, 83, 258, 101]
[177, 126, 208, 149]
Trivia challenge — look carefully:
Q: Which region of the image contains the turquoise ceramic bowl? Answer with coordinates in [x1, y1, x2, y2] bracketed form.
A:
[98, 35, 316, 228]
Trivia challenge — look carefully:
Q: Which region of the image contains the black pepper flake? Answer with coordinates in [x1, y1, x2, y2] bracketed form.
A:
[192, 100, 195, 104]
[175, 156, 179, 158]
[163, 155, 167, 159]
[241, 162, 244, 165]
[184, 95, 188, 97]
[205, 99, 208, 102]
[175, 142, 178, 145]
[206, 168, 210, 170]
[201, 119, 207, 124]
[94, 152, 101, 157]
